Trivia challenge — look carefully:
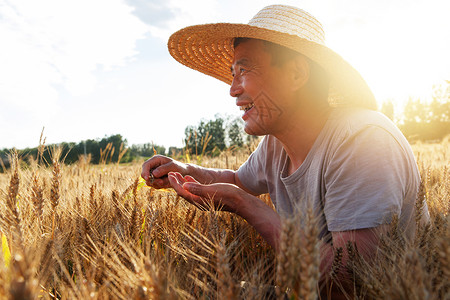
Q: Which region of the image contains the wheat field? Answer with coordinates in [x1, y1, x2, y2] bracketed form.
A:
[0, 140, 448, 299]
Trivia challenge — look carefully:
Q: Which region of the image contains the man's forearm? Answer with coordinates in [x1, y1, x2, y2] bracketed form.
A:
[186, 163, 237, 185]
[234, 192, 281, 249]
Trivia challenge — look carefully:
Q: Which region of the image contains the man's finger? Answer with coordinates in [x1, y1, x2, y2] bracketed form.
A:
[168, 172, 182, 191]
[168, 173, 199, 202]
[183, 182, 214, 198]
[142, 155, 173, 180]
[171, 171, 186, 183]
[147, 178, 169, 189]
[184, 175, 200, 184]
[141, 161, 151, 180]
[152, 161, 178, 178]
[141, 159, 158, 180]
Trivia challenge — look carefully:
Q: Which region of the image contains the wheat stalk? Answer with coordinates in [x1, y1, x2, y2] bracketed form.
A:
[215, 239, 238, 299]
[50, 148, 62, 240]
[296, 208, 320, 300]
[30, 172, 44, 226]
[4, 151, 24, 254]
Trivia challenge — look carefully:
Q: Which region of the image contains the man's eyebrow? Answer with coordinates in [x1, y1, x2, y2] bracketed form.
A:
[230, 58, 251, 72]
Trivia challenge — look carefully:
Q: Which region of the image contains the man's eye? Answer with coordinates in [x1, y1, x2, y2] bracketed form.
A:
[231, 67, 249, 77]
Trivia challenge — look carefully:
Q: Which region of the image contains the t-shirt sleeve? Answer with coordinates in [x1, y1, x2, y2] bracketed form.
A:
[236, 138, 269, 195]
[324, 125, 412, 231]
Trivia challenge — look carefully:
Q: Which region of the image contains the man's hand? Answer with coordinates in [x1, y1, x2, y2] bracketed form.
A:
[167, 172, 242, 213]
[142, 155, 242, 190]
[168, 171, 281, 248]
[141, 155, 188, 189]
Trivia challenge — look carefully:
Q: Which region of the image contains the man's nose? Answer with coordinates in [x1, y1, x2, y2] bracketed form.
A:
[229, 76, 243, 98]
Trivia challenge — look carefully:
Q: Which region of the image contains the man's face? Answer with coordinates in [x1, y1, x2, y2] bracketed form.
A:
[230, 39, 296, 136]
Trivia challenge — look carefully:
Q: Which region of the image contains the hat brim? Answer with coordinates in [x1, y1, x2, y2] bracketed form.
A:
[168, 23, 377, 110]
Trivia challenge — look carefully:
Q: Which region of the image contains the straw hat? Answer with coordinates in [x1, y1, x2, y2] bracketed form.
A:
[168, 5, 377, 110]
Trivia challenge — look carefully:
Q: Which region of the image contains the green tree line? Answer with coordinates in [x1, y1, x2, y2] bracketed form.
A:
[183, 114, 257, 157]
[380, 82, 450, 141]
[0, 134, 169, 171]
[0, 116, 252, 171]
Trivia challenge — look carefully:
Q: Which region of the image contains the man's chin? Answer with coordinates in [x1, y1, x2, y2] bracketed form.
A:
[244, 124, 266, 136]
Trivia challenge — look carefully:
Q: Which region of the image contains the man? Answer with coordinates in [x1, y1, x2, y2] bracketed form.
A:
[141, 4, 427, 297]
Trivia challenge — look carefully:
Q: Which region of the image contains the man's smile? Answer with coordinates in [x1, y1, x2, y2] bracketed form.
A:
[239, 102, 255, 113]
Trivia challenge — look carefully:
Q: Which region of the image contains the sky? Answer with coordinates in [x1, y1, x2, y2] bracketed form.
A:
[1, 0, 449, 150]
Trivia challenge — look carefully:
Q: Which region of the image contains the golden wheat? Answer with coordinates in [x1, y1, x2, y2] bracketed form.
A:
[0, 141, 447, 299]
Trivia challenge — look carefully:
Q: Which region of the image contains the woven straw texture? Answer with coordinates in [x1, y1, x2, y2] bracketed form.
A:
[168, 5, 377, 110]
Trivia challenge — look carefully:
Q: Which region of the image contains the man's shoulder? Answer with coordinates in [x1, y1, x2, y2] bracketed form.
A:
[328, 108, 403, 140]
[330, 108, 393, 129]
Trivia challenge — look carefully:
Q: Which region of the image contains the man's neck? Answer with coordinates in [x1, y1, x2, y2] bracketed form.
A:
[274, 105, 331, 175]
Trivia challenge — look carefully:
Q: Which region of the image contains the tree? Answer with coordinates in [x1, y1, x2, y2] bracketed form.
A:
[98, 134, 127, 162]
[184, 125, 198, 155]
[184, 116, 226, 156]
[228, 117, 244, 147]
[400, 82, 450, 141]
[168, 146, 183, 158]
[129, 143, 166, 159]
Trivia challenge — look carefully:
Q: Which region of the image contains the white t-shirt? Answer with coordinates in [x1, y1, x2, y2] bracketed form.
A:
[237, 108, 428, 241]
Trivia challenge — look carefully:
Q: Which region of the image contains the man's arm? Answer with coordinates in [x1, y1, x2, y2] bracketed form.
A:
[168, 171, 387, 256]
[167, 171, 281, 247]
[142, 155, 245, 189]
[168, 171, 387, 298]
[142, 155, 259, 196]
[319, 225, 389, 298]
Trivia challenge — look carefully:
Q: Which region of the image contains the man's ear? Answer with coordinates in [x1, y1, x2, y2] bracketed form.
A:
[289, 55, 310, 92]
